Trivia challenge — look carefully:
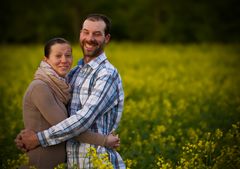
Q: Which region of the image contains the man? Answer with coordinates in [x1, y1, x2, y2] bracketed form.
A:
[16, 14, 125, 169]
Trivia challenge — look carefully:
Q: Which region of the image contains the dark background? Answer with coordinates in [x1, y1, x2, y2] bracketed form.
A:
[1, 0, 239, 43]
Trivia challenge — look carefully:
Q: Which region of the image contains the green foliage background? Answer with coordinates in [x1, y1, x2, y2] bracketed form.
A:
[0, 42, 240, 168]
[1, 0, 240, 43]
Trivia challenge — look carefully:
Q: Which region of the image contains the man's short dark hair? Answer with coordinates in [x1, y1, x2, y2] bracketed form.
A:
[83, 13, 111, 35]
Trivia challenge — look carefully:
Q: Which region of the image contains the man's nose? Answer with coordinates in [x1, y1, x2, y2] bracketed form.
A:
[86, 33, 95, 41]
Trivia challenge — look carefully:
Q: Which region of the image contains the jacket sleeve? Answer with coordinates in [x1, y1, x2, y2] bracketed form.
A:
[74, 131, 106, 146]
[31, 83, 68, 125]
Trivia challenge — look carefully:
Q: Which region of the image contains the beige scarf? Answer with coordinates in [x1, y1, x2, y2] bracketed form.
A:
[34, 61, 71, 105]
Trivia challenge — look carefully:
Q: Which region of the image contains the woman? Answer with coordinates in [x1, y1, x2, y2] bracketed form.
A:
[18, 37, 119, 169]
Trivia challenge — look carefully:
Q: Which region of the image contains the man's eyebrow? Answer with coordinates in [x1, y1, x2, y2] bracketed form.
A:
[93, 31, 103, 33]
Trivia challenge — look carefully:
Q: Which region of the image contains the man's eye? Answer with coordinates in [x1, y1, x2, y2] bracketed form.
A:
[93, 32, 102, 37]
[81, 30, 89, 35]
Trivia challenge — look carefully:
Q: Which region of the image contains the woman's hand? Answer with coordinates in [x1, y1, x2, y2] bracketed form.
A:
[104, 134, 120, 149]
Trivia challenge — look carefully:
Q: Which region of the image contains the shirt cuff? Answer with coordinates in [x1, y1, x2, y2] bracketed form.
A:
[37, 131, 48, 147]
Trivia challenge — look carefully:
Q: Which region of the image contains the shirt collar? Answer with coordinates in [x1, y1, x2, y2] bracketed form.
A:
[77, 53, 107, 69]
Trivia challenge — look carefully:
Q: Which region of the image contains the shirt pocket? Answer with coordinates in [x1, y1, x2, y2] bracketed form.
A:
[79, 84, 90, 106]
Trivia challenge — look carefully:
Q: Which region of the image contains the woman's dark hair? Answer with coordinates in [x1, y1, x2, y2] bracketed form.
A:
[83, 13, 111, 35]
[44, 37, 71, 58]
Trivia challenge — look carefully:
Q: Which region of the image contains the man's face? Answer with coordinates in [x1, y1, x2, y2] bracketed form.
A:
[79, 19, 110, 58]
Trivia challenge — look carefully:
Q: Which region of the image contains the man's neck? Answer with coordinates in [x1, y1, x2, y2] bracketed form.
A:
[83, 52, 104, 64]
[83, 56, 95, 64]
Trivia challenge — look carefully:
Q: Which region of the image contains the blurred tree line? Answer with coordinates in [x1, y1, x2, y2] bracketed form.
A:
[1, 0, 239, 43]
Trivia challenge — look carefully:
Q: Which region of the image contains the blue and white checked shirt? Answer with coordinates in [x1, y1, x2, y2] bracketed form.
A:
[37, 53, 125, 169]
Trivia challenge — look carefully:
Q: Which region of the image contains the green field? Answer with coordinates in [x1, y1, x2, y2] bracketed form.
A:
[0, 43, 240, 168]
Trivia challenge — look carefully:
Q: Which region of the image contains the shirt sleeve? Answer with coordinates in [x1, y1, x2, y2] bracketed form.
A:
[37, 72, 120, 147]
[31, 83, 68, 125]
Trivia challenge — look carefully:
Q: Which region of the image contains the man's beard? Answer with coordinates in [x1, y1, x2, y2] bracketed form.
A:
[81, 40, 105, 58]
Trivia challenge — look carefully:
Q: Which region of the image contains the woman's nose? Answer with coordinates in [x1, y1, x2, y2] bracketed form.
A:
[61, 56, 67, 62]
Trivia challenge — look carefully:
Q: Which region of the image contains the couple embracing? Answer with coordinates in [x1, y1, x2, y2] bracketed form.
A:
[15, 13, 125, 169]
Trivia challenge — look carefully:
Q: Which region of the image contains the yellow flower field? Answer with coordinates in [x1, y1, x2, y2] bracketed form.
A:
[0, 42, 239, 168]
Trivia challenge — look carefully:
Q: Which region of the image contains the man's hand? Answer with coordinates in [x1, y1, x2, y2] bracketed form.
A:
[15, 129, 40, 151]
[15, 133, 27, 152]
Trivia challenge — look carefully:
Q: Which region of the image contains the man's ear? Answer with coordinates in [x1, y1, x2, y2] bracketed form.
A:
[105, 34, 111, 44]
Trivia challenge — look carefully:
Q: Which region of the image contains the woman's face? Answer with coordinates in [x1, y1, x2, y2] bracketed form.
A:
[45, 43, 73, 77]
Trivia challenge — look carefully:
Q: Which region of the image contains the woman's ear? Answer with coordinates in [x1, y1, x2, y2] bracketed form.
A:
[43, 56, 47, 61]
